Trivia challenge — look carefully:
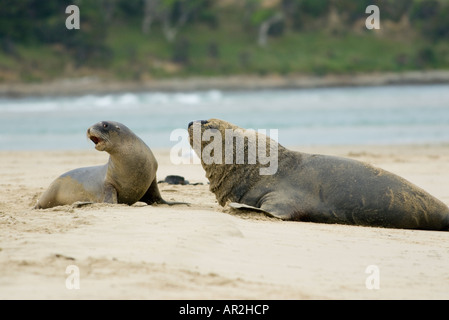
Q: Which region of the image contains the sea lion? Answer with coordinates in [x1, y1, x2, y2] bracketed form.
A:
[35, 121, 176, 209]
[188, 118, 449, 231]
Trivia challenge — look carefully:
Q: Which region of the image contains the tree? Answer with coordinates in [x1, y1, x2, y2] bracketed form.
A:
[141, 0, 209, 42]
[257, 11, 284, 47]
[142, 0, 161, 34]
[410, 0, 449, 40]
[246, 0, 284, 47]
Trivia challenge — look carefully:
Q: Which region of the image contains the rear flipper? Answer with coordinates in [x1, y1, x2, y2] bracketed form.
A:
[139, 178, 189, 206]
[155, 199, 190, 206]
[72, 201, 95, 208]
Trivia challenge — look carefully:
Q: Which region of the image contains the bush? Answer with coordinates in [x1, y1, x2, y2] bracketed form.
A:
[415, 47, 437, 68]
[334, 0, 373, 23]
[381, 0, 413, 22]
[300, 0, 330, 18]
[410, 0, 439, 20]
[410, 0, 449, 40]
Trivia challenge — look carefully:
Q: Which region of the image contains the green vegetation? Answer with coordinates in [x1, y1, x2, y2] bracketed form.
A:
[0, 0, 448, 83]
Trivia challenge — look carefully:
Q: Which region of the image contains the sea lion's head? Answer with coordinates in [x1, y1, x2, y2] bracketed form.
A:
[87, 121, 131, 152]
[188, 118, 280, 205]
[188, 118, 238, 159]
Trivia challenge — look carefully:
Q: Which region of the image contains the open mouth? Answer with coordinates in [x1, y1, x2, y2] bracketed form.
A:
[90, 136, 102, 145]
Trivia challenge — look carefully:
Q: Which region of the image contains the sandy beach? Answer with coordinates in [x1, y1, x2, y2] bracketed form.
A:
[1, 144, 449, 300]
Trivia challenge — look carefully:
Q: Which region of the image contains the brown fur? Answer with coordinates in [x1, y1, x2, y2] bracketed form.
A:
[188, 118, 449, 231]
[35, 121, 167, 209]
[189, 118, 285, 206]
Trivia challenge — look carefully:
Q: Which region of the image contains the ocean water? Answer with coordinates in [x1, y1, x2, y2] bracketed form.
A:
[0, 84, 448, 150]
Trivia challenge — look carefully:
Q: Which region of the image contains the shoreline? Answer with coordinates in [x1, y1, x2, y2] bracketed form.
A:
[1, 70, 449, 97]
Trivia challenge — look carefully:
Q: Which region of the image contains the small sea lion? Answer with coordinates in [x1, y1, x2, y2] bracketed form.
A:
[35, 121, 181, 209]
[188, 118, 449, 231]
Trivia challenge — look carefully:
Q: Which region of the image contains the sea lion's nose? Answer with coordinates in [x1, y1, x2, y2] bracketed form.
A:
[188, 120, 208, 128]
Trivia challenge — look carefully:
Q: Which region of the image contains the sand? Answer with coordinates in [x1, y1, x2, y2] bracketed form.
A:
[1, 144, 449, 300]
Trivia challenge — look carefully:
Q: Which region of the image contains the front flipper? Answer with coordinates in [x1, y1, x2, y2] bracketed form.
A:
[228, 202, 275, 216]
[139, 178, 189, 206]
[228, 202, 292, 220]
[229, 200, 303, 221]
[103, 183, 118, 204]
[260, 200, 311, 221]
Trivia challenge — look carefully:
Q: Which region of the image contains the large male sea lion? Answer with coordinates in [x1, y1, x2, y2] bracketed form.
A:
[188, 118, 449, 231]
[35, 121, 176, 209]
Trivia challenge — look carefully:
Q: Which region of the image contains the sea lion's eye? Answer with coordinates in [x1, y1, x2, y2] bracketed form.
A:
[103, 123, 108, 128]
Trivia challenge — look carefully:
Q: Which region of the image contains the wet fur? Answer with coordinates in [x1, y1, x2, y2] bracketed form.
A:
[188, 118, 449, 231]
